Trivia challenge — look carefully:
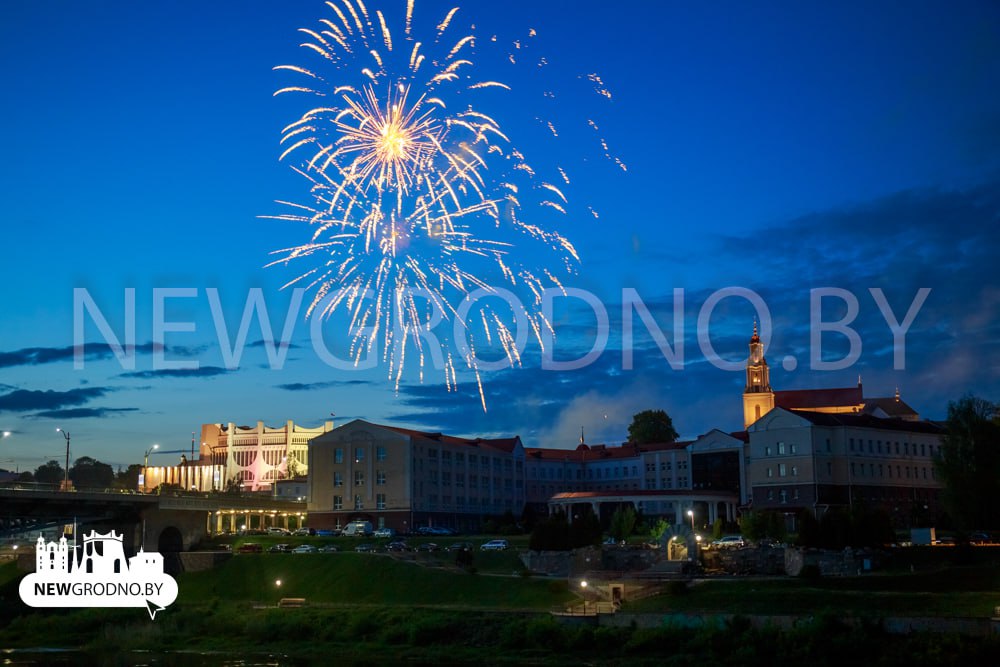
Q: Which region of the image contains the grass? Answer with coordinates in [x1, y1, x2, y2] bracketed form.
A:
[178, 551, 571, 609]
[625, 564, 1000, 617]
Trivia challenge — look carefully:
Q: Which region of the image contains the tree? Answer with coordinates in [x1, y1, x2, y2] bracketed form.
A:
[934, 395, 1000, 529]
[627, 409, 679, 444]
[648, 518, 670, 542]
[114, 464, 144, 491]
[68, 456, 115, 490]
[34, 460, 64, 485]
[609, 505, 637, 542]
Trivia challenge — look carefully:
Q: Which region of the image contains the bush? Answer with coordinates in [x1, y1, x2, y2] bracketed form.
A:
[798, 564, 822, 581]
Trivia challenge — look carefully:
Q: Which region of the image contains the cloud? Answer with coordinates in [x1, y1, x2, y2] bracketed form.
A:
[0, 341, 205, 369]
[0, 387, 113, 413]
[26, 407, 140, 420]
[247, 339, 300, 350]
[276, 380, 370, 391]
[117, 366, 229, 379]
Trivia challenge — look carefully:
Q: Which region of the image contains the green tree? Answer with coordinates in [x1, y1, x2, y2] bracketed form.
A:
[114, 464, 144, 491]
[609, 505, 637, 541]
[627, 409, 679, 444]
[648, 518, 670, 542]
[529, 512, 570, 551]
[68, 456, 115, 490]
[934, 395, 1000, 529]
[34, 460, 64, 485]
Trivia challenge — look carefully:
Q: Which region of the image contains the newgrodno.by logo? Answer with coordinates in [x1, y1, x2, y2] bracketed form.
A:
[19, 531, 178, 619]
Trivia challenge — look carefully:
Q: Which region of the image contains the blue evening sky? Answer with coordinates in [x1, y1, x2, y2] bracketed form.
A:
[1, 1, 998, 470]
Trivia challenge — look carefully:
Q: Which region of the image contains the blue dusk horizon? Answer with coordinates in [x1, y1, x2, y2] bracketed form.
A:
[1, 0, 998, 472]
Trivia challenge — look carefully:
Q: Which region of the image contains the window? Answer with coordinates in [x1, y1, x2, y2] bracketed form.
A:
[355, 447, 365, 463]
[765, 446, 771, 457]
[442, 450, 452, 462]
[793, 489, 800, 500]
[791, 466, 798, 476]
[376, 493, 386, 510]
[456, 473, 465, 487]
[790, 443, 798, 455]
[354, 495, 363, 510]
[333, 495, 342, 510]
[334, 448, 344, 464]
[825, 439, 831, 452]
[469, 476, 478, 489]
[849, 438, 855, 451]
[780, 489, 788, 504]
[428, 448, 438, 459]
[766, 467, 773, 478]
[429, 470, 438, 483]
[468, 454, 477, 465]
[778, 442, 786, 455]
[334, 472, 343, 487]
[827, 462, 832, 475]
[354, 470, 365, 486]
[376, 446, 387, 461]
[779, 463, 787, 477]
[456, 452, 465, 463]
[376, 471, 386, 485]
[920, 443, 926, 457]
[767, 489, 774, 500]
[442, 472, 451, 486]
[894, 442, 900, 455]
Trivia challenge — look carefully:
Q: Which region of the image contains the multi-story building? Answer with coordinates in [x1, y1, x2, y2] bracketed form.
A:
[200, 420, 334, 492]
[307, 420, 525, 532]
[747, 407, 943, 524]
[141, 419, 334, 493]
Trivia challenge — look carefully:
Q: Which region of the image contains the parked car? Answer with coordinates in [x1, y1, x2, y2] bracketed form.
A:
[237, 543, 262, 554]
[447, 541, 473, 552]
[268, 543, 290, 553]
[293, 527, 314, 536]
[319, 544, 339, 553]
[291, 544, 317, 554]
[342, 520, 374, 537]
[386, 541, 410, 552]
[315, 529, 341, 537]
[355, 543, 376, 553]
[373, 528, 396, 538]
[417, 542, 440, 552]
[710, 535, 746, 550]
[267, 527, 291, 536]
[480, 539, 509, 551]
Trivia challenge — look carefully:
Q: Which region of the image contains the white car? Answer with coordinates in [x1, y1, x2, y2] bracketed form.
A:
[373, 528, 396, 538]
[291, 544, 317, 554]
[710, 536, 746, 550]
[480, 539, 509, 551]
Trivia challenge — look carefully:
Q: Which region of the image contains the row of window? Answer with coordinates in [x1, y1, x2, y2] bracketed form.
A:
[850, 462, 934, 481]
[763, 442, 797, 457]
[333, 471, 388, 487]
[765, 464, 797, 478]
[849, 438, 935, 458]
[333, 446, 388, 464]
[332, 494, 386, 510]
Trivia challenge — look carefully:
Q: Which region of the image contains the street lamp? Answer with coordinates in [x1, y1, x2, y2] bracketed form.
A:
[56, 428, 70, 491]
[687, 509, 695, 531]
[580, 580, 588, 615]
[140, 444, 159, 493]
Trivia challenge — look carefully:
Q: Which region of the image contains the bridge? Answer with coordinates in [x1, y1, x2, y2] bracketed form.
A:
[0, 486, 307, 562]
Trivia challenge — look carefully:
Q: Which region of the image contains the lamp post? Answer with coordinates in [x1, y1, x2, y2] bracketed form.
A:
[56, 428, 70, 491]
[141, 444, 159, 492]
[580, 580, 588, 615]
[687, 509, 695, 531]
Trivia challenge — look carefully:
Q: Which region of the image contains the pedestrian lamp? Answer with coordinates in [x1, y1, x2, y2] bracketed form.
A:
[580, 580, 588, 615]
[687, 509, 695, 531]
[56, 428, 70, 491]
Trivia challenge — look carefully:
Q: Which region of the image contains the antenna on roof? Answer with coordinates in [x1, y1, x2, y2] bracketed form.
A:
[858, 374, 863, 388]
[895, 387, 900, 402]
[580, 427, 585, 445]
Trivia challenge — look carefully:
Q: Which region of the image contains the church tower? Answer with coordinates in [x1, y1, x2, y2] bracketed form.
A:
[742, 321, 774, 429]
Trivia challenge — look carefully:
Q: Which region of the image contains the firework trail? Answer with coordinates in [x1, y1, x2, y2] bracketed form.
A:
[266, 0, 614, 409]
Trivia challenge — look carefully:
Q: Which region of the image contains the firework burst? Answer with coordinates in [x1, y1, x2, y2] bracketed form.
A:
[266, 0, 604, 409]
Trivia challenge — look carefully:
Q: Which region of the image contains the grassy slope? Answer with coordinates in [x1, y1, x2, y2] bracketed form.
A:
[179, 552, 571, 609]
[625, 564, 1000, 616]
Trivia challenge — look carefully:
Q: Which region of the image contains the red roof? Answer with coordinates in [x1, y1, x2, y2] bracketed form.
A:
[365, 422, 521, 452]
[525, 440, 690, 461]
[774, 386, 863, 410]
[551, 489, 738, 500]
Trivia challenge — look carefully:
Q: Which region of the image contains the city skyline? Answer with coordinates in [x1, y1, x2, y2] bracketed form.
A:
[1, 0, 998, 470]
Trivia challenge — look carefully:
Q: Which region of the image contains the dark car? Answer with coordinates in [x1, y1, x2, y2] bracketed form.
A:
[447, 541, 473, 552]
[417, 542, 440, 552]
[386, 541, 410, 552]
[355, 543, 376, 553]
[268, 543, 290, 553]
[238, 543, 263, 554]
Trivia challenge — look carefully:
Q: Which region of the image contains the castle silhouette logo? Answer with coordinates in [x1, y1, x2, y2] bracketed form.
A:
[19, 531, 178, 619]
